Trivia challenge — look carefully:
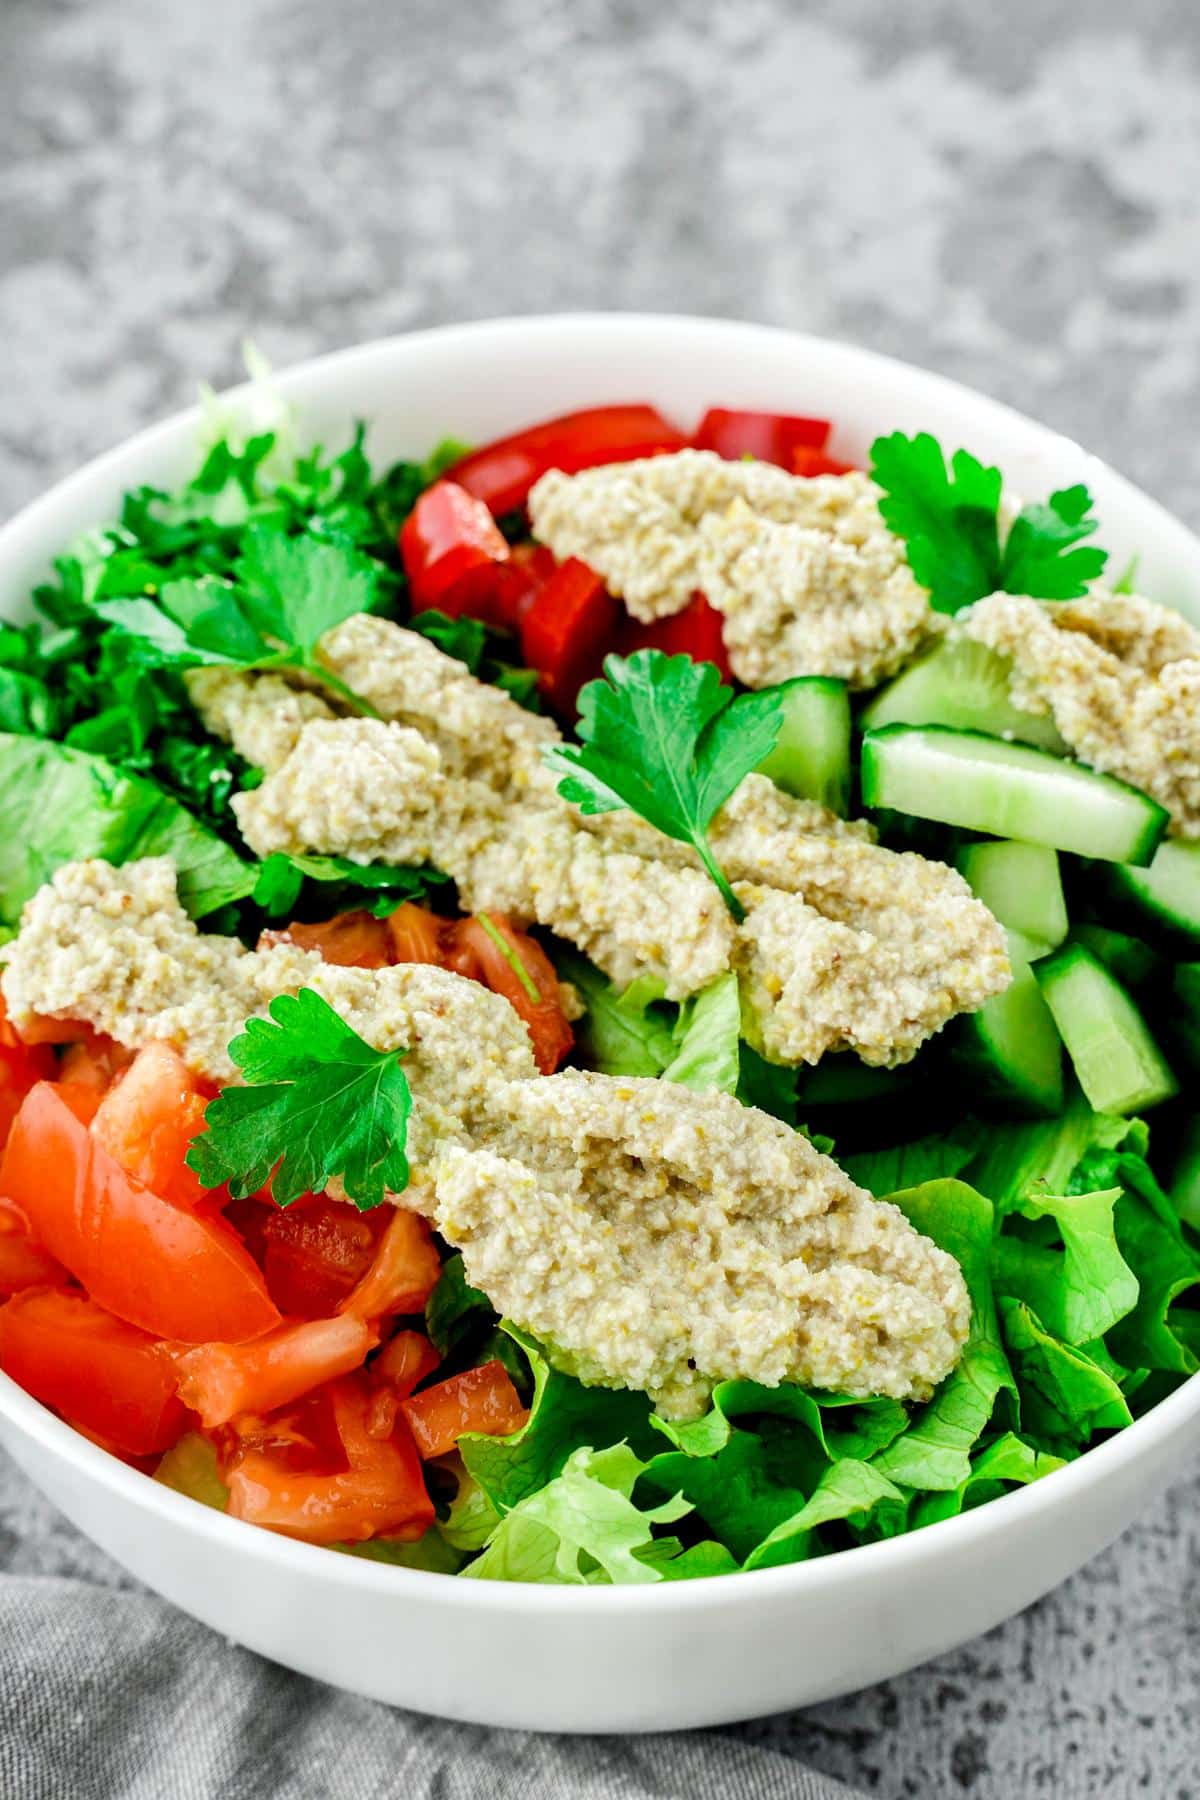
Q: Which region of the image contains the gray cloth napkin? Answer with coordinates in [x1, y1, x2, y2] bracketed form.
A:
[0, 1455, 862, 1800]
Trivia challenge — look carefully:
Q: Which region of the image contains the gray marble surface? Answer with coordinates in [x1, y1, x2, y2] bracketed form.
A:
[2, 1, 1200, 1794]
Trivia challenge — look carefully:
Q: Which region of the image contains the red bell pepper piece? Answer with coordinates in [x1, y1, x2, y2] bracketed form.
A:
[520, 557, 620, 715]
[399, 481, 512, 622]
[615, 592, 734, 685]
[446, 404, 687, 517]
[791, 445, 856, 478]
[692, 407, 830, 467]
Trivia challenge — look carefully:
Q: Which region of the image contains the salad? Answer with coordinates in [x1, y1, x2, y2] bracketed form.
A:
[0, 366, 1198, 1588]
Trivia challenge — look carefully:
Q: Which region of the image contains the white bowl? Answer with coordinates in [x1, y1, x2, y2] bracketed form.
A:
[1, 314, 1198, 1734]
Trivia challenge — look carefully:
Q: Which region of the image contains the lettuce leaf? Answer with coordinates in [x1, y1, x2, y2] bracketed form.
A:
[1108, 1194, 1200, 1375]
[459, 1326, 657, 1512]
[745, 1460, 908, 1570]
[873, 1181, 1016, 1490]
[649, 1380, 907, 1465]
[991, 1187, 1138, 1345]
[461, 1443, 689, 1585]
[912, 1431, 1068, 1529]
[661, 972, 741, 1093]
[843, 1128, 981, 1198]
[553, 950, 675, 1078]
[0, 733, 256, 927]
[999, 1298, 1132, 1440]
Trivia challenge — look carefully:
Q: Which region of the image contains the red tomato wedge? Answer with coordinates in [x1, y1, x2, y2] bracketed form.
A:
[400, 481, 512, 622]
[615, 591, 734, 684]
[401, 1360, 528, 1460]
[261, 910, 392, 969]
[448, 915, 574, 1074]
[225, 1192, 387, 1320]
[385, 901, 449, 967]
[339, 1208, 442, 1320]
[59, 1033, 135, 1093]
[226, 1375, 434, 1544]
[173, 1314, 379, 1429]
[375, 1329, 440, 1399]
[0, 1198, 66, 1296]
[446, 404, 687, 517]
[0, 1288, 187, 1456]
[520, 556, 620, 714]
[692, 407, 830, 466]
[0, 1083, 280, 1343]
[91, 1043, 213, 1211]
[0, 1038, 57, 1150]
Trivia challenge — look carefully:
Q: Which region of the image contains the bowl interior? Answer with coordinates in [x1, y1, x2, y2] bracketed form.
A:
[1, 313, 1199, 1644]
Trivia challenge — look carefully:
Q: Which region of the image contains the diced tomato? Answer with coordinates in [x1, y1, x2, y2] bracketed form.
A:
[447, 404, 687, 518]
[59, 1033, 134, 1093]
[0, 1198, 66, 1296]
[91, 1043, 213, 1212]
[448, 915, 573, 1074]
[615, 591, 734, 684]
[260, 909, 393, 969]
[55, 1082, 104, 1127]
[401, 1360, 528, 1460]
[340, 1208, 441, 1320]
[7, 1013, 89, 1046]
[400, 481, 512, 623]
[692, 407, 831, 466]
[791, 445, 856, 478]
[0, 1288, 187, 1456]
[520, 556, 620, 714]
[219, 1385, 347, 1478]
[173, 1314, 379, 1429]
[226, 1374, 434, 1544]
[384, 902, 450, 968]
[0, 1038, 57, 1151]
[230, 1190, 387, 1319]
[0, 1082, 279, 1343]
[375, 1329, 440, 1399]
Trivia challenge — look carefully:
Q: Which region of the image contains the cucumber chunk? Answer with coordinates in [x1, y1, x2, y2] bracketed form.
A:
[861, 725, 1168, 866]
[756, 676, 851, 813]
[1169, 1115, 1200, 1232]
[860, 637, 1066, 752]
[1035, 944, 1177, 1114]
[1070, 924, 1164, 993]
[954, 940, 1064, 1116]
[957, 841, 1068, 957]
[1101, 838, 1200, 948]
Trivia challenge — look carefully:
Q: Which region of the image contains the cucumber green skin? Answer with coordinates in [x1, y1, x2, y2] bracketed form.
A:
[1070, 924, 1165, 993]
[861, 724, 1169, 867]
[860, 638, 1067, 752]
[1036, 943, 1178, 1114]
[1169, 1114, 1200, 1232]
[952, 957, 1065, 1118]
[756, 676, 851, 813]
[957, 840, 1068, 954]
[1099, 840, 1200, 950]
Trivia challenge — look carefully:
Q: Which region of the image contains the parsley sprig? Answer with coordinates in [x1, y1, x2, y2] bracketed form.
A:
[869, 431, 1108, 613]
[544, 650, 782, 923]
[186, 988, 412, 1211]
[92, 525, 385, 716]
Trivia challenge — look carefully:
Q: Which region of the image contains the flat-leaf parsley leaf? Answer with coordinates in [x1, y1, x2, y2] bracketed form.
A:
[543, 650, 782, 922]
[186, 988, 412, 1210]
[869, 431, 1107, 614]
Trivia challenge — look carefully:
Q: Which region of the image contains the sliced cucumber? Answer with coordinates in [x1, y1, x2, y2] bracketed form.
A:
[756, 676, 851, 813]
[1035, 944, 1177, 1114]
[1101, 838, 1200, 949]
[1169, 1114, 1200, 1232]
[1070, 923, 1164, 993]
[1171, 963, 1200, 1068]
[954, 942, 1064, 1116]
[860, 636, 1066, 752]
[957, 841, 1067, 957]
[861, 725, 1168, 866]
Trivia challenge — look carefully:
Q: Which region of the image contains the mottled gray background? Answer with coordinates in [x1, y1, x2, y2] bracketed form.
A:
[2, 1, 1200, 1795]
